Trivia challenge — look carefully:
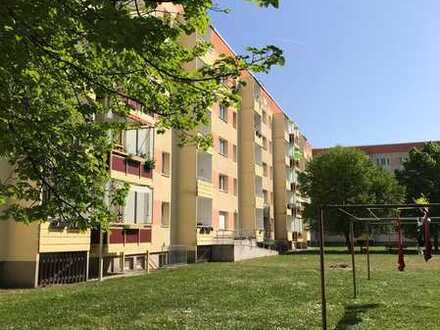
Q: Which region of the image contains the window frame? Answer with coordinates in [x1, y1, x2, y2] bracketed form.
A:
[124, 127, 154, 158]
[161, 201, 170, 227]
[219, 138, 228, 157]
[219, 174, 229, 192]
[122, 185, 153, 225]
[161, 152, 171, 177]
[219, 105, 228, 123]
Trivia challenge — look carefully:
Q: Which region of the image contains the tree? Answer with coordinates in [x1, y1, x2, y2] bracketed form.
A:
[396, 142, 440, 204]
[299, 147, 405, 250]
[0, 1, 284, 229]
[396, 142, 440, 249]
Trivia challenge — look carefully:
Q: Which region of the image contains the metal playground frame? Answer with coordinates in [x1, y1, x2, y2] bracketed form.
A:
[317, 203, 440, 330]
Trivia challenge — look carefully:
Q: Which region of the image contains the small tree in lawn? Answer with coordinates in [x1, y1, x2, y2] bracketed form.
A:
[299, 146, 405, 250]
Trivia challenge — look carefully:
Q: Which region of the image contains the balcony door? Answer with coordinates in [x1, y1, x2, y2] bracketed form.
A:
[219, 212, 227, 230]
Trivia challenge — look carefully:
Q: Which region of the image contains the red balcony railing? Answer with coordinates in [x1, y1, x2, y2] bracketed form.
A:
[91, 228, 152, 245]
[111, 153, 153, 179]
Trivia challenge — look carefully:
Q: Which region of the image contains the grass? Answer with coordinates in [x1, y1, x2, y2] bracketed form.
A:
[1, 251, 440, 329]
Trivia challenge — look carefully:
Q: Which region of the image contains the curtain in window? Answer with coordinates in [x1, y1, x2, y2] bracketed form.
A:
[133, 186, 152, 224]
[125, 129, 137, 155]
[137, 128, 147, 156]
[123, 189, 136, 223]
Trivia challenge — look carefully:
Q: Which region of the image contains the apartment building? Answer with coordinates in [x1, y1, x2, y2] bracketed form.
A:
[88, 108, 173, 278]
[0, 25, 311, 287]
[313, 141, 427, 174]
[171, 28, 240, 262]
[0, 106, 173, 287]
[0, 160, 91, 287]
[273, 113, 312, 249]
[238, 72, 276, 243]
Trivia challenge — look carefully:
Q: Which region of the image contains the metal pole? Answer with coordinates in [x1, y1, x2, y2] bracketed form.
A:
[350, 220, 357, 298]
[318, 207, 327, 330]
[366, 223, 371, 280]
[98, 229, 104, 281]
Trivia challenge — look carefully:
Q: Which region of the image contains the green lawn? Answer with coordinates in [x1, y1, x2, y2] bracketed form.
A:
[1, 252, 440, 329]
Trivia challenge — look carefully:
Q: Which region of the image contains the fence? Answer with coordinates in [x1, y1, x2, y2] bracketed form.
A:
[38, 251, 87, 286]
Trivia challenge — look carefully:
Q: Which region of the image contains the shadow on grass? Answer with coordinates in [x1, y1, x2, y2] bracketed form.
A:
[334, 303, 379, 330]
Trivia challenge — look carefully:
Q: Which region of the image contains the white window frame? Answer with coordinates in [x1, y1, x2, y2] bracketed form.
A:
[219, 174, 228, 192]
[161, 201, 170, 227]
[122, 185, 153, 224]
[124, 127, 154, 158]
[219, 211, 228, 230]
[219, 105, 228, 122]
[161, 152, 170, 176]
[219, 138, 228, 157]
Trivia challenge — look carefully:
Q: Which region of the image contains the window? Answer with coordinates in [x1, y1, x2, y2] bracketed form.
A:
[219, 211, 228, 230]
[262, 110, 267, 124]
[124, 128, 154, 157]
[219, 174, 228, 192]
[123, 186, 153, 224]
[219, 138, 228, 157]
[219, 105, 228, 122]
[269, 166, 273, 179]
[233, 145, 237, 162]
[263, 163, 268, 177]
[161, 152, 170, 176]
[232, 112, 237, 129]
[161, 202, 170, 227]
[233, 178, 238, 196]
[255, 113, 262, 136]
[113, 130, 124, 149]
[269, 141, 272, 154]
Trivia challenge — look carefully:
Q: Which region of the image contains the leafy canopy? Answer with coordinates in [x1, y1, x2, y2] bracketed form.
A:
[299, 147, 405, 237]
[396, 142, 440, 206]
[0, 0, 284, 229]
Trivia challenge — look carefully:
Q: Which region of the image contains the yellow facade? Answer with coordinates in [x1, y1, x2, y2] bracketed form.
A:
[273, 113, 312, 249]
[0, 25, 312, 287]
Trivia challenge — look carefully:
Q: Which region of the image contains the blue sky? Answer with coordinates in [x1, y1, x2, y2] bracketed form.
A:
[211, 1, 440, 148]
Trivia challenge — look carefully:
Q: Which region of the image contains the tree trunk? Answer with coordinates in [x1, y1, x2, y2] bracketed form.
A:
[344, 230, 352, 252]
[434, 224, 439, 252]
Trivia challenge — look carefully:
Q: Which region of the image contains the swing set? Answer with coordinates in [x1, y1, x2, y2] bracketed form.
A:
[317, 203, 440, 330]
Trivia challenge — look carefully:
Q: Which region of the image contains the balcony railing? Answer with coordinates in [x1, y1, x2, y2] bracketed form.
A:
[90, 228, 152, 246]
[111, 153, 153, 179]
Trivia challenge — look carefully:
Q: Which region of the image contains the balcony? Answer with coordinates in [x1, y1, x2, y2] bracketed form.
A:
[197, 228, 236, 246]
[197, 151, 212, 182]
[255, 175, 263, 197]
[111, 153, 153, 180]
[90, 228, 151, 254]
[197, 197, 213, 227]
[255, 144, 263, 166]
[254, 112, 262, 137]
